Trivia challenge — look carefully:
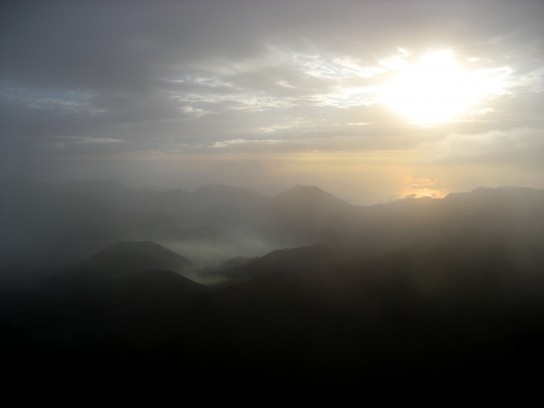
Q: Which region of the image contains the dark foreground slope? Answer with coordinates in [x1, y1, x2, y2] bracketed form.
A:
[2, 187, 544, 403]
[1, 242, 206, 381]
[188, 238, 544, 396]
[3, 241, 544, 404]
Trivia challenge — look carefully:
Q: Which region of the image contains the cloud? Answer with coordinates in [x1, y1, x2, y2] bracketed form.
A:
[0, 0, 542, 199]
[432, 128, 544, 170]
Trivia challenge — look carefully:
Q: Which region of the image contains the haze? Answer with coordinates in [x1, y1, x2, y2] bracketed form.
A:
[2, 1, 544, 403]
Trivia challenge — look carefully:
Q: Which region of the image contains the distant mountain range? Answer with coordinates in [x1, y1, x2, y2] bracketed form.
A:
[2, 177, 544, 286]
[2, 179, 544, 399]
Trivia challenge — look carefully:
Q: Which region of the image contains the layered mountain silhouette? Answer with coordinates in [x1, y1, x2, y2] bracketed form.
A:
[61, 241, 192, 280]
[2, 178, 544, 400]
[257, 185, 360, 243]
[2, 241, 206, 365]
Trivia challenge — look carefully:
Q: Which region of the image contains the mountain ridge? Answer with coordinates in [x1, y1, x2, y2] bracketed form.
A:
[55, 241, 193, 286]
[2, 177, 544, 287]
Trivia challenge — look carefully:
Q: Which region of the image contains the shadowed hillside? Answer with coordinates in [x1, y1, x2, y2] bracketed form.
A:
[2, 180, 544, 401]
[60, 240, 192, 281]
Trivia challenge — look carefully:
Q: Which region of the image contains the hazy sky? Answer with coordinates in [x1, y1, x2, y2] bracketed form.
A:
[1, 0, 543, 203]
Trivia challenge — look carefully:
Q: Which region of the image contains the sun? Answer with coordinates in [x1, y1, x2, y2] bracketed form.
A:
[382, 49, 505, 125]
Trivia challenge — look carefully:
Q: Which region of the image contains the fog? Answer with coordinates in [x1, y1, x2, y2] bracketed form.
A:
[2, 176, 544, 401]
[2, 0, 544, 402]
[2, 177, 543, 286]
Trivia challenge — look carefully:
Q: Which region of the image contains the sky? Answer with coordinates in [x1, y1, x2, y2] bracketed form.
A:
[1, 0, 543, 204]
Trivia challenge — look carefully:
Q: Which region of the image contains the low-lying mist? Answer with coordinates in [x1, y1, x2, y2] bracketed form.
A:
[158, 234, 278, 284]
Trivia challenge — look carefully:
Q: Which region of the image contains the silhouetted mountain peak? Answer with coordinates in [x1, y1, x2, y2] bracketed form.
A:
[257, 185, 358, 244]
[65, 241, 192, 281]
[268, 185, 352, 208]
[291, 184, 322, 192]
[288, 184, 333, 195]
[104, 240, 174, 253]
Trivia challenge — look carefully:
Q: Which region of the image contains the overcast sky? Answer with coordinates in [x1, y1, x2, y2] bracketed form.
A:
[1, 0, 543, 203]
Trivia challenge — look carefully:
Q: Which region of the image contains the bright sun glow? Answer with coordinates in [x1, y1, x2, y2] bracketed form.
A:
[382, 49, 508, 125]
